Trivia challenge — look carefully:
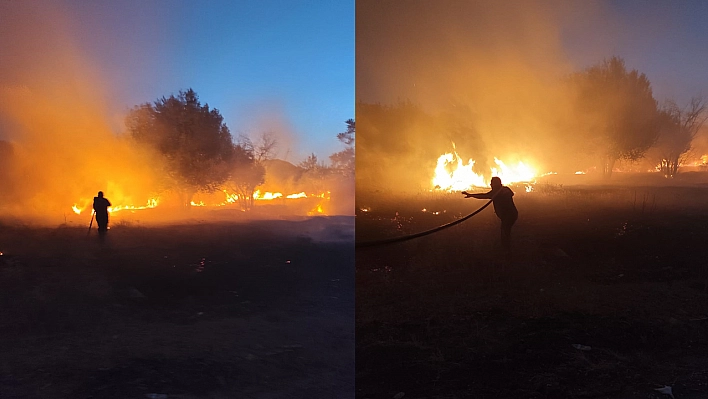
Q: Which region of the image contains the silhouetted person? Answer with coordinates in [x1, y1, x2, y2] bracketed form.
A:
[462, 177, 518, 252]
[93, 191, 111, 237]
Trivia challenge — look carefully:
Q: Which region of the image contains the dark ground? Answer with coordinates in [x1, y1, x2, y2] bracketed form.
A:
[0, 216, 354, 398]
[356, 184, 708, 399]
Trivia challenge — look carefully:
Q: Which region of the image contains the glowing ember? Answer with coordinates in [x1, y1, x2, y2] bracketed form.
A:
[308, 204, 325, 215]
[190, 201, 205, 207]
[432, 147, 537, 191]
[575, 171, 586, 175]
[286, 192, 307, 199]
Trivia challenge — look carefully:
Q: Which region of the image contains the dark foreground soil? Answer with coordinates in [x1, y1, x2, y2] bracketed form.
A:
[0, 216, 354, 399]
[356, 185, 708, 399]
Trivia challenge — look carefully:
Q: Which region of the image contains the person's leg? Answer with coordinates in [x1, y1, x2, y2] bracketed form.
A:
[500, 215, 517, 252]
[501, 221, 511, 251]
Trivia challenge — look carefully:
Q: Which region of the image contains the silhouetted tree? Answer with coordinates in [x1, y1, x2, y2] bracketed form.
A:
[570, 57, 660, 178]
[329, 119, 355, 176]
[653, 97, 707, 178]
[126, 89, 237, 205]
[227, 144, 264, 211]
[228, 132, 277, 210]
[299, 152, 331, 195]
[299, 153, 320, 171]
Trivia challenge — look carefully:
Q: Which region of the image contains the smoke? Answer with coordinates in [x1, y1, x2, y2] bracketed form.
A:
[233, 100, 301, 163]
[355, 0, 683, 192]
[0, 2, 352, 223]
[0, 2, 165, 223]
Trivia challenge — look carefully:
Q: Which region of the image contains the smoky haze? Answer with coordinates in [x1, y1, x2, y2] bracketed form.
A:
[0, 2, 352, 224]
[356, 0, 704, 192]
[0, 2, 163, 223]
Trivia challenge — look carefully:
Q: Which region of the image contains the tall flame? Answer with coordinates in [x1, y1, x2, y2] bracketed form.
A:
[433, 147, 537, 191]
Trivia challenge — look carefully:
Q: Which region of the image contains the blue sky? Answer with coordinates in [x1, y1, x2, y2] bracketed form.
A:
[2, 0, 353, 162]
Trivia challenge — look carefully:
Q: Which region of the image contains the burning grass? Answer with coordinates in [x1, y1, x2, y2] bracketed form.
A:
[356, 183, 708, 398]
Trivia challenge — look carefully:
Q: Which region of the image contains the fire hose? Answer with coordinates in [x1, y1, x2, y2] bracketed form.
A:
[86, 210, 95, 236]
[356, 195, 497, 248]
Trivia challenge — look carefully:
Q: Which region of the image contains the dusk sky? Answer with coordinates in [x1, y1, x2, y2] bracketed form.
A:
[1, 0, 353, 162]
[560, 0, 708, 103]
[358, 0, 708, 107]
[356, 0, 708, 190]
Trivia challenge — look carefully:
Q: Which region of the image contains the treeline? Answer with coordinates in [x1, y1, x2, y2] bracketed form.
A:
[357, 56, 707, 190]
[0, 88, 354, 211]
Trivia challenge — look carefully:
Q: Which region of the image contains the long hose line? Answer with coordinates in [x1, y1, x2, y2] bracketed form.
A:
[356, 192, 498, 248]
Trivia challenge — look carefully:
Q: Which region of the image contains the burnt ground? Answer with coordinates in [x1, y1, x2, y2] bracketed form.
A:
[0, 216, 354, 399]
[356, 185, 708, 399]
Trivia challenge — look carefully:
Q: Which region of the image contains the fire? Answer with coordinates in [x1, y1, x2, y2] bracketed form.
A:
[308, 203, 325, 215]
[107, 198, 159, 213]
[432, 147, 538, 191]
[72, 189, 331, 215]
[72, 198, 159, 215]
[253, 190, 283, 200]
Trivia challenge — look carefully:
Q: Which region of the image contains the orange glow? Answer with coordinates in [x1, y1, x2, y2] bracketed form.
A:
[253, 190, 283, 200]
[432, 145, 538, 191]
[108, 198, 159, 213]
[70, 188, 331, 215]
[72, 197, 159, 215]
[308, 203, 325, 215]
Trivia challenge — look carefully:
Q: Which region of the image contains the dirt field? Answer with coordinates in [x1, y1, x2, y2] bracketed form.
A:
[0, 215, 354, 398]
[356, 182, 708, 399]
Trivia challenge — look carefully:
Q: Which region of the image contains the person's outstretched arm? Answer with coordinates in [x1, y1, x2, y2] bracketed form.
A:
[461, 190, 493, 199]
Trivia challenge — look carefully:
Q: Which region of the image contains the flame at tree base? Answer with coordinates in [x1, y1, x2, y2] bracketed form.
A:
[432, 146, 537, 191]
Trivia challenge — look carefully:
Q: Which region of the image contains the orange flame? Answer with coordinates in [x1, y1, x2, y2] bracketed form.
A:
[433, 146, 537, 191]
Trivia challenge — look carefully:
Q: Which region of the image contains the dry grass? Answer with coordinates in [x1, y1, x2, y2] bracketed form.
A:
[0, 217, 354, 398]
[356, 185, 708, 399]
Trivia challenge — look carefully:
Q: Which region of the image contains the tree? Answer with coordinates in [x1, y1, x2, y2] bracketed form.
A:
[570, 57, 661, 178]
[299, 152, 331, 195]
[126, 89, 237, 205]
[329, 119, 355, 176]
[299, 153, 320, 171]
[227, 144, 265, 211]
[653, 97, 707, 178]
[228, 132, 278, 210]
[239, 131, 278, 162]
